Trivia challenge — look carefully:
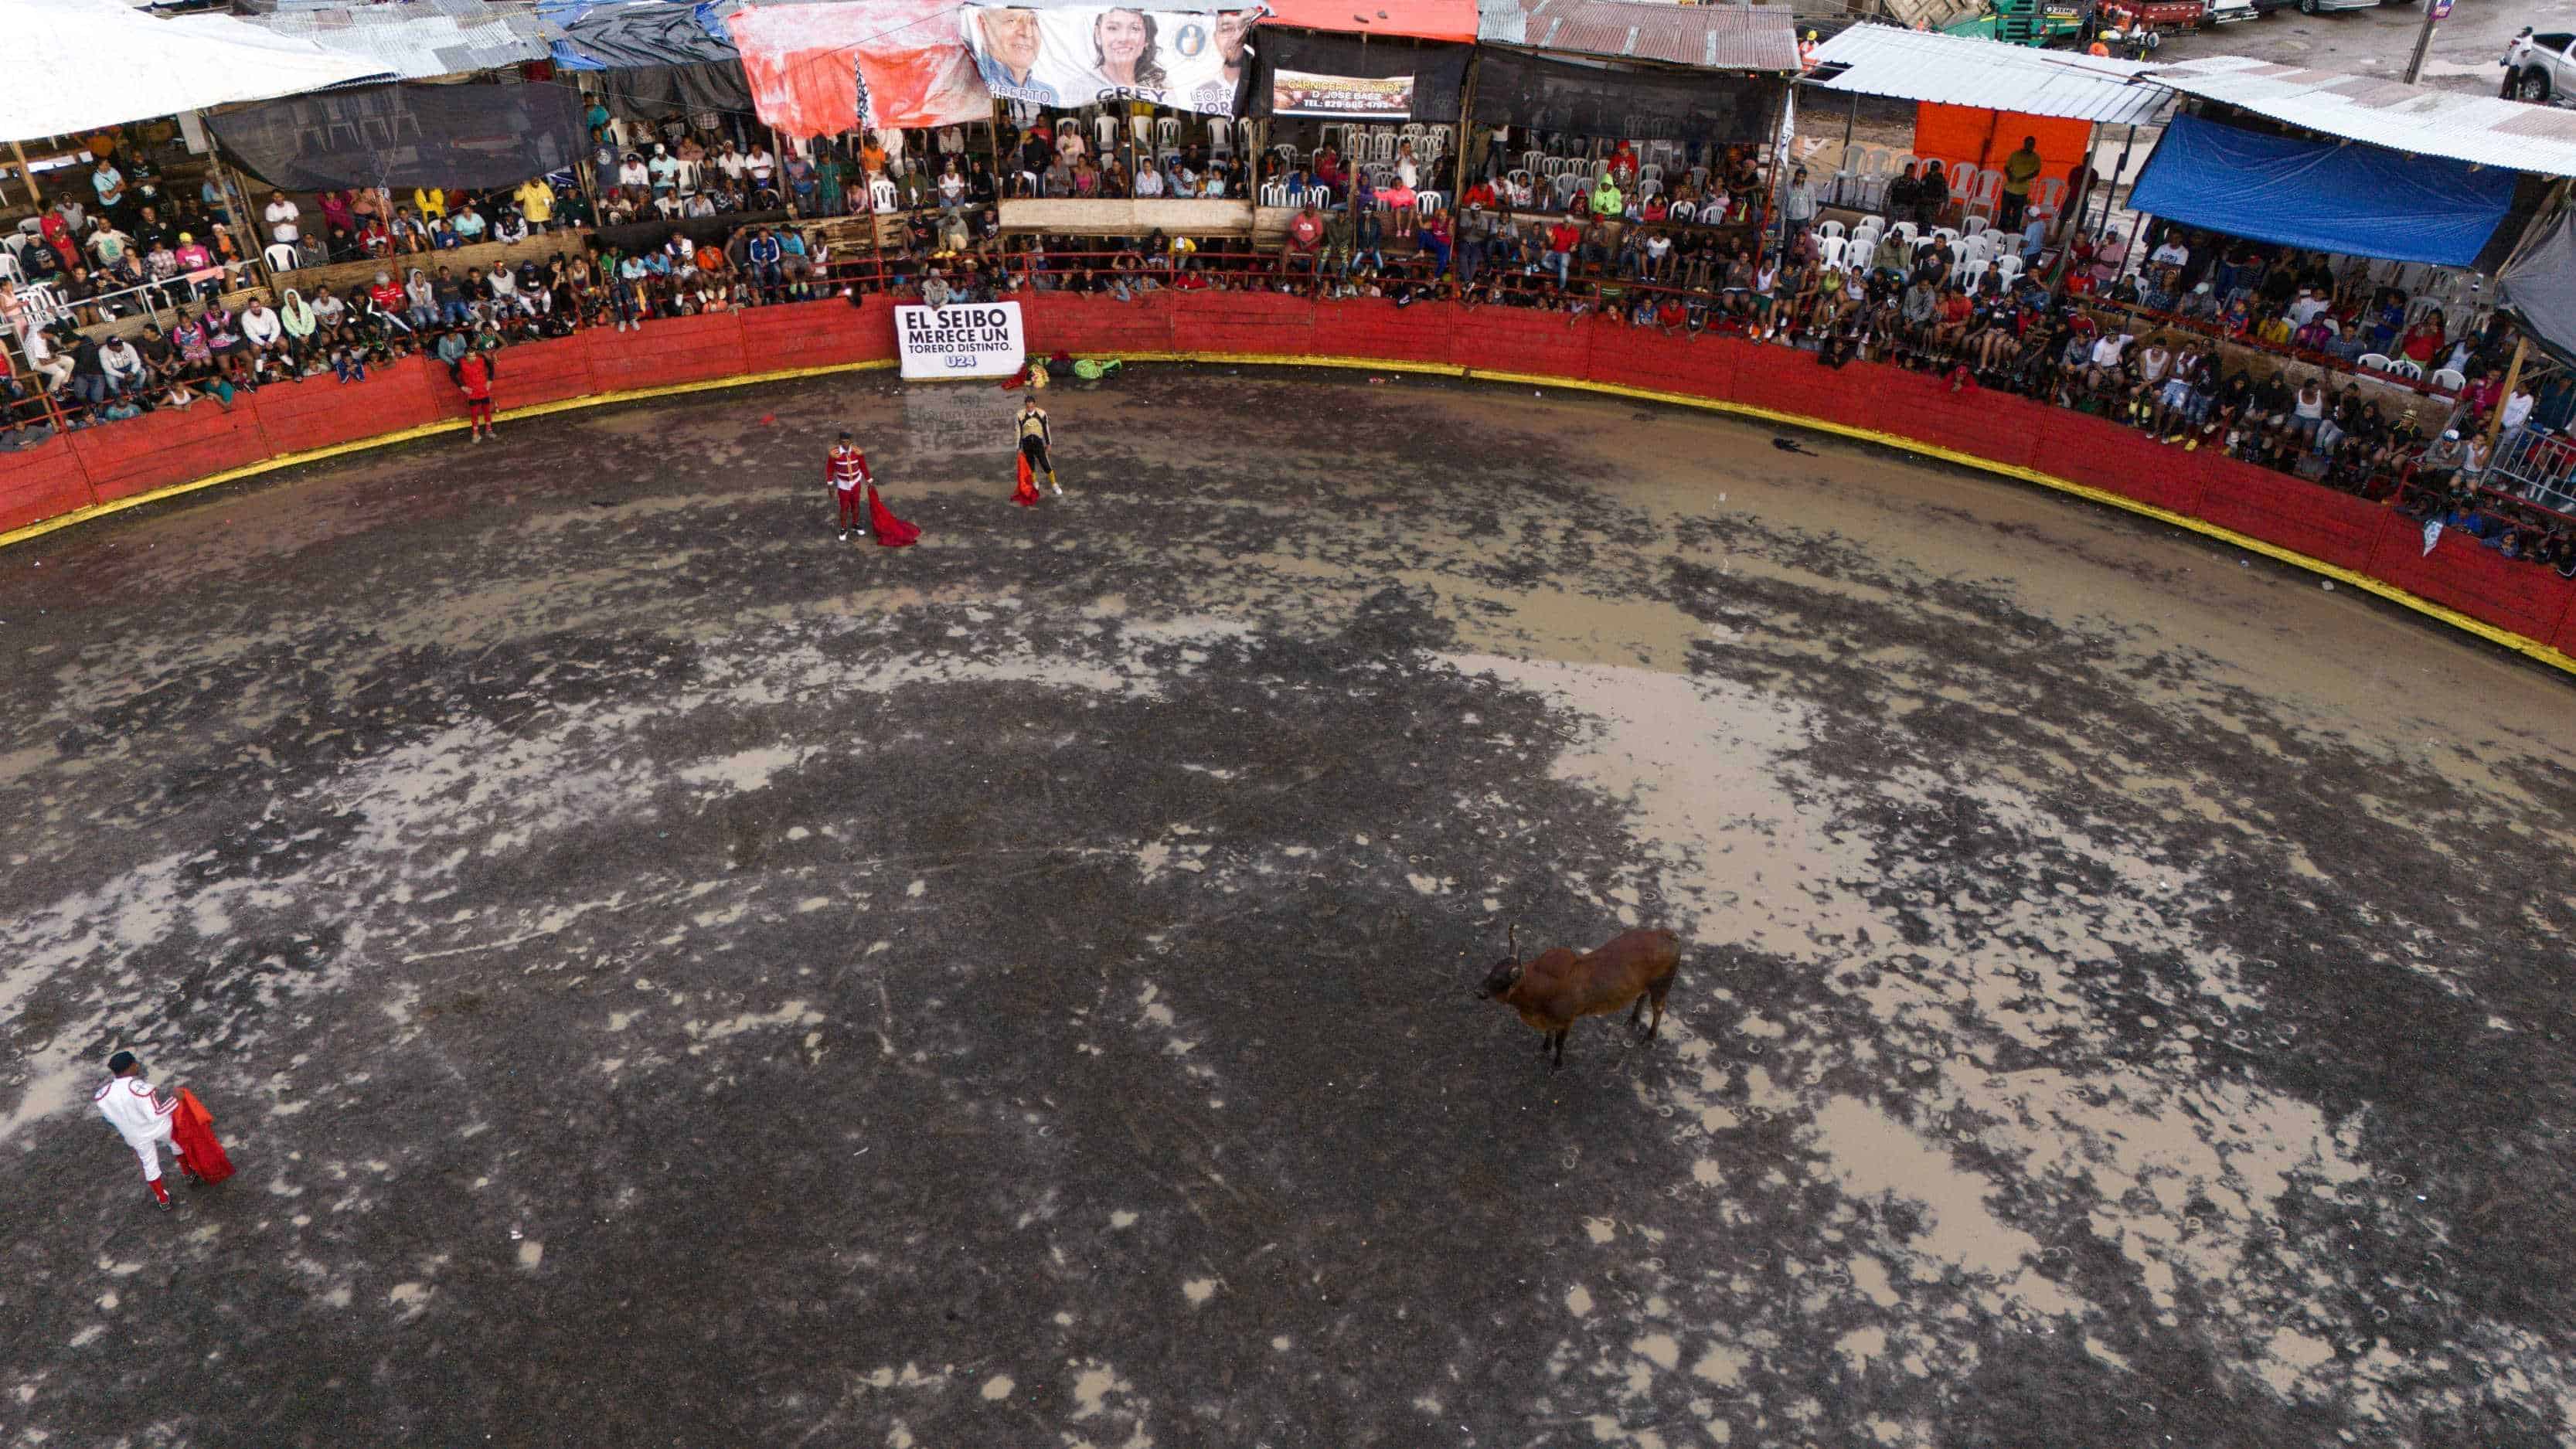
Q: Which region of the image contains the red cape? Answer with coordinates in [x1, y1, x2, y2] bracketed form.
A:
[1012, 452, 1042, 508]
[866, 484, 920, 546]
[172, 1088, 236, 1185]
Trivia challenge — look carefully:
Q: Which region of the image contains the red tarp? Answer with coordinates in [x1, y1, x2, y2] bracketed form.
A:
[729, 0, 992, 138]
[1257, 0, 1478, 43]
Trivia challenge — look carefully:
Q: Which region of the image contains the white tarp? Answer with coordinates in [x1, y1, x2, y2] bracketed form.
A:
[3, 0, 390, 144]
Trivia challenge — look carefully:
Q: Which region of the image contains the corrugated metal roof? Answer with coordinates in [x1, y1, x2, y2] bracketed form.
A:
[1478, 0, 1800, 73]
[2143, 54, 2576, 180]
[1808, 24, 2169, 125]
[240, 0, 556, 80]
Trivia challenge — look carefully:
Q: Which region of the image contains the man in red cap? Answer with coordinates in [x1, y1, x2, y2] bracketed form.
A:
[94, 1050, 186, 1209]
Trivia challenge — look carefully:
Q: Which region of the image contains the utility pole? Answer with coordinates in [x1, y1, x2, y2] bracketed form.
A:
[2403, 0, 2454, 85]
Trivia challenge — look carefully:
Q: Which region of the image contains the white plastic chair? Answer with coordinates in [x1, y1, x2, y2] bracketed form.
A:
[2357, 352, 2394, 371]
[2431, 366, 2468, 391]
[1259, 182, 1289, 207]
[264, 242, 300, 273]
[1638, 163, 1662, 184]
[1668, 199, 1697, 223]
[1302, 187, 1333, 209]
[2386, 359, 2425, 380]
[1994, 254, 2024, 287]
[1207, 117, 1233, 155]
[1963, 213, 1991, 236]
[2033, 177, 2067, 215]
[1954, 257, 1989, 289]
[1929, 226, 1960, 246]
[1969, 169, 2003, 213]
[1816, 235, 1847, 268]
[1888, 220, 1918, 244]
[1093, 114, 1118, 153]
[1157, 117, 1180, 148]
[1414, 191, 1444, 214]
[1815, 219, 1845, 240]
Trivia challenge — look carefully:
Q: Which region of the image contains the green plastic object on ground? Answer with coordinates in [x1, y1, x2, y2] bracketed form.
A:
[1072, 359, 1124, 381]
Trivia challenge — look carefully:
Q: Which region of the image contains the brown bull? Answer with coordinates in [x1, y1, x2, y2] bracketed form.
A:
[1477, 924, 1682, 1070]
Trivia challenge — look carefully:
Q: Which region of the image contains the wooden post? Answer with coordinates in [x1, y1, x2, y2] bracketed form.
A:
[9, 140, 39, 206]
[1454, 49, 1480, 202]
[214, 151, 273, 294]
[2486, 335, 2530, 450]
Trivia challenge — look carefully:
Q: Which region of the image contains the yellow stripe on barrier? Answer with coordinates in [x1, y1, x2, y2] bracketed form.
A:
[3, 347, 2568, 679]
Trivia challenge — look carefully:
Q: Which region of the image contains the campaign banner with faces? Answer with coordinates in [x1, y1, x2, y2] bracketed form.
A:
[1270, 69, 1414, 120]
[962, 5, 1257, 115]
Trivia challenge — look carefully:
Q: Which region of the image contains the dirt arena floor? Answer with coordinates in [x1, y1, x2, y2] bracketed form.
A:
[2, 367, 2573, 1449]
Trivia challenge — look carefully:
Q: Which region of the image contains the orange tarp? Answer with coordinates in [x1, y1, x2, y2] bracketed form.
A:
[1913, 102, 2092, 182]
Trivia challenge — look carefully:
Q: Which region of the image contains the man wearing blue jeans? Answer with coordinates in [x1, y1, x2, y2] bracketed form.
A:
[1543, 218, 1577, 285]
[1456, 205, 1490, 288]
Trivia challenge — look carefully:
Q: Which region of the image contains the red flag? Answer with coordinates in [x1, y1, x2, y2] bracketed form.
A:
[171, 1089, 237, 1185]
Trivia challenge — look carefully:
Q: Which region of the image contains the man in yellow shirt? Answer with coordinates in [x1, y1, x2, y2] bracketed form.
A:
[1999, 136, 2043, 231]
[514, 177, 556, 232]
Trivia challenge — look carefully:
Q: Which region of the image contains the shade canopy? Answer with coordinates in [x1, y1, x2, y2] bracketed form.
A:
[2499, 206, 2576, 369]
[2129, 113, 2514, 268]
[3, 0, 390, 144]
[1808, 25, 2166, 126]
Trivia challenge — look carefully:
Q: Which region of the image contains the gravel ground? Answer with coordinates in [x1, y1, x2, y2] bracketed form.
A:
[1, 368, 2571, 1448]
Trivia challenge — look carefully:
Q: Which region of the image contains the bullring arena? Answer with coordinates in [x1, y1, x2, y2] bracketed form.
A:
[3, 300, 2574, 1449]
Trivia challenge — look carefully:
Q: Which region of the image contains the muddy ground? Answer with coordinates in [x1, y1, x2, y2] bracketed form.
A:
[1, 367, 2571, 1449]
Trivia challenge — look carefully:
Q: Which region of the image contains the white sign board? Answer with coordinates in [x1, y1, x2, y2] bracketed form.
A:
[896, 302, 1026, 380]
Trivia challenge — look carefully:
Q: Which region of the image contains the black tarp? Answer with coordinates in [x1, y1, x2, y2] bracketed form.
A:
[210, 82, 590, 192]
[1248, 31, 1468, 121]
[2500, 206, 2576, 369]
[598, 60, 756, 121]
[1471, 52, 1779, 144]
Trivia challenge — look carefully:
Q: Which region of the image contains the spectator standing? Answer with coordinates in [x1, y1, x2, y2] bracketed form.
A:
[1781, 168, 1815, 243]
[1999, 138, 2042, 232]
[457, 348, 497, 441]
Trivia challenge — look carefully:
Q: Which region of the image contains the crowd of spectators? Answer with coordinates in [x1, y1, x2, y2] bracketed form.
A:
[6, 115, 2572, 582]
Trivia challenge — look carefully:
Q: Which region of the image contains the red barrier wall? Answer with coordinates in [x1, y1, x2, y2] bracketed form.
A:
[2196, 464, 2386, 575]
[7, 294, 2571, 669]
[0, 434, 93, 532]
[584, 310, 748, 393]
[69, 401, 270, 505]
[2364, 510, 2575, 645]
[739, 298, 890, 371]
[253, 356, 444, 455]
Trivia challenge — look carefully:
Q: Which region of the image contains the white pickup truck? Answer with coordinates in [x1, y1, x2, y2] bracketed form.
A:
[2502, 27, 2576, 103]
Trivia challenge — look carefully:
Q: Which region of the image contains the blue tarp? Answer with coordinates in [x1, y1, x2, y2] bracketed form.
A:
[2129, 113, 2513, 267]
